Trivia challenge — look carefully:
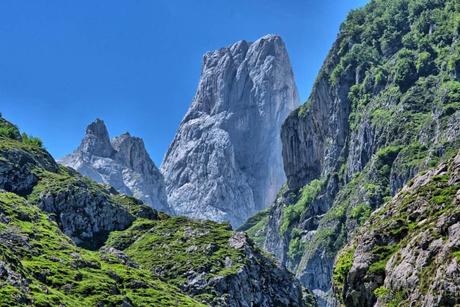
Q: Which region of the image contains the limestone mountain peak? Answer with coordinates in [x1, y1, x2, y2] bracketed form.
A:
[60, 119, 171, 213]
[78, 118, 114, 158]
[161, 34, 299, 226]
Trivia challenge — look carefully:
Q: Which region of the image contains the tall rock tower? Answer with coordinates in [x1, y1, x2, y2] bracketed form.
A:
[161, 34, 299, 227]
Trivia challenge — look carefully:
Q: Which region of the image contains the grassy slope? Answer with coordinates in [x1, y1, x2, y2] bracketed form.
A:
[106, 216, 252, 303]
[0, 192, 202, 306]
[0, 122, 205, 306]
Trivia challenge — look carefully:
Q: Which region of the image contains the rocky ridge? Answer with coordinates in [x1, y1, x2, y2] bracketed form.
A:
[161, 34, 299, 227]
[60, 119, 171, 213]
[105, 217, 310, 306]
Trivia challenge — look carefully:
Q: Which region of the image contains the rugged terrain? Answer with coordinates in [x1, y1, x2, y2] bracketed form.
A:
[2, 0, 459, 305]
[60, 119, 171, 213]
[161, 34, 299, 227]
[243, 0, 460, 304]
[0, 116, 310, 306]
[333, 150, 460, 306]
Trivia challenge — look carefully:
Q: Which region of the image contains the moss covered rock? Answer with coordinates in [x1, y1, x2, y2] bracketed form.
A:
[333, 151, 460, 306]
[106, 217, 308, 306]
[0, 192, 203, 306]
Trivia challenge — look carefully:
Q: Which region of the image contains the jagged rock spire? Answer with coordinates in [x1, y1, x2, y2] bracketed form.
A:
[59, 120, 171, 213]
[112, 133, 156, 176]
[161, 34, 299, 227]
[77, 119, 115, 158]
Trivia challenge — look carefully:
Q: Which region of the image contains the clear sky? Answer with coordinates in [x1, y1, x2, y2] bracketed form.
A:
[0, 0, 368, 165]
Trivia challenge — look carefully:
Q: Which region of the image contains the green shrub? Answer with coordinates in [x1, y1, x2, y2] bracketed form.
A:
[393, 53, 417, 91]
[374, 286, 391, 298]
[371, 108, 392, 126]
[452, 250, 460, 262]
[441, 81, 460, 104]
[287, 228, 306, 261]
[368, 243, 400, 274]
[376, 145, 402, 166]
[350, 203, 372, 225]
[279, 179, 324, 234]
[0, 119, 21, 140]
[333, 246, 355, 295]
[416, 51, 435, 76]
[21, 133, 43, 148]
[241, 209, 270, 247]
[0, 127, 18, 139]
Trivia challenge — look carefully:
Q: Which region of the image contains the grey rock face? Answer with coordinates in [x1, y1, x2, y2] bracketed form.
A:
[0, 143, 58, 196]
[207, 232, 308, 307]
[37, 179, 136, 249]
[282, 70, 352, 191]
[161, 34, 299, 227]
[77, 119, 115, 158]
[59, 119, 170, 213]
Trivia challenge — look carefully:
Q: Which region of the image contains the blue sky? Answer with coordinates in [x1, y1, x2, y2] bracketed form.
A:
[0, 0, 368, 165]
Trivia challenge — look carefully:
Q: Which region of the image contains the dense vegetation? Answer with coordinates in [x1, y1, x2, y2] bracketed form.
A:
[0, 116, 43, 148]
[0, 117, 21, 141]
[309, 0, 459, 276]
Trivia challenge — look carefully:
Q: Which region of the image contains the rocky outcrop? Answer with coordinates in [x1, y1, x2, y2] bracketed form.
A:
[106, 216, 312, 307]
[76, 119, 115, 158]
[34, 176, 138, 249]
[181, 232, 310, 307]
[208, 232, 308, 307]
[0, 140, 58, 196]
[60, 119, 170, 213]
[161, 34, 299, 227]
[334, 151, 460, 306]
[281, 65, 352, 191]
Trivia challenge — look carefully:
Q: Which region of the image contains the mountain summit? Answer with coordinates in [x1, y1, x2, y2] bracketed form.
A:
[161, 34, 299, 227]
[59, 119, 171, 213]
